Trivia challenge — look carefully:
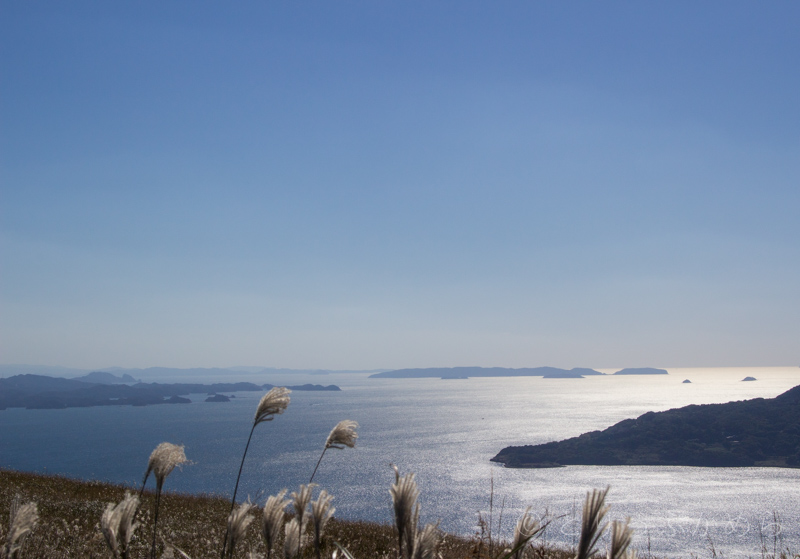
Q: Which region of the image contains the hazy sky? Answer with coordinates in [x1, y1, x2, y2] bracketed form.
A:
[2, 2, 798, 370]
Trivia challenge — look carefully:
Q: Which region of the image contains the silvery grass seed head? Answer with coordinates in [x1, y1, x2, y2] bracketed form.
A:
[226, 501, 255, 557]
[411, 522, 439, 559]
[261, 490, 289, 558]
[309, 420, 359, 483]
[510, 507, 542, 559]
[576, 487, 610, 559]
[390, 465, 420, 559]
[254, 387, 291, 426]
[311, 490, 335, 557]
[2, 498, 38, 559]
[291, 484, 316, 532]
[325, 420, 358, 449]
[144, 443, 189, 490]
[607, 518, 633, 559]
[283, 518, 301, 559]
[100, 492, 140, 559]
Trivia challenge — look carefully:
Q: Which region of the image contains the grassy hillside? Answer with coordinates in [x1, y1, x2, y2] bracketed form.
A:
[0, 469, 572, 559]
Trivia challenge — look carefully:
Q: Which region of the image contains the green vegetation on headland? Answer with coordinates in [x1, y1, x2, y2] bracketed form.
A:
[492, 384, 800, 468]
[0, 375, 340, 410]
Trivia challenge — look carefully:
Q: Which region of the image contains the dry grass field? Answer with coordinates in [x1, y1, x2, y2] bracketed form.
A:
[0, 469, 576, 559]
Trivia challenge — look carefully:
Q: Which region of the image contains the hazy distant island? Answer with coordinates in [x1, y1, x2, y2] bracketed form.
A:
[205, 393, 231, 402]
[370, 366, 671, 379]
[73, 371, 142, 384]
[0, 374, 340, 410]
[612, 368, 668, 375]
[370, 366, 604, 379]
[492, 384, 800, 468]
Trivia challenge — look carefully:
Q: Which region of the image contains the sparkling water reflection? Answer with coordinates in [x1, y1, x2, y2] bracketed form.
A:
[1, 366, 798, 557]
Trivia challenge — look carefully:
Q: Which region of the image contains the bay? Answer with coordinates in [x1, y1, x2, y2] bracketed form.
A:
[1, 366, 799, 557]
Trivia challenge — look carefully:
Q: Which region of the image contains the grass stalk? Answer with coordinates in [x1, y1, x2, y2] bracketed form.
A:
[221, 387, 290, 559]
[309, 447, 328, 485]
[150, 484, 162, 559]
[220, 422, 255, 559]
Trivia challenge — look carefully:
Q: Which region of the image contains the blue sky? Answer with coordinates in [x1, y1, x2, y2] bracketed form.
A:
[2, 2, 798, 370]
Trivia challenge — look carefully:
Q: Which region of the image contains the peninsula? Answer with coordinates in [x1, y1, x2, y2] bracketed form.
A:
[492, 384, 800, 468]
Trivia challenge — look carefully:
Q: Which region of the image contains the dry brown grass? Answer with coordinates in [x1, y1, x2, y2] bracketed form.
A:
[0, 469, 577, 559]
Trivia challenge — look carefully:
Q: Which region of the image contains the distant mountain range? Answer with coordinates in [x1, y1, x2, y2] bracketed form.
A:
[0, 364, 388, 380]
[1, 364, 670, 381]
[0, 374, 340, 410]
[73, 371, 141, 384]
[492, 384, 800, 468]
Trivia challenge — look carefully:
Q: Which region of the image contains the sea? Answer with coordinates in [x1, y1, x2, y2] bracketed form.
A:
[1, 366, 799, 558]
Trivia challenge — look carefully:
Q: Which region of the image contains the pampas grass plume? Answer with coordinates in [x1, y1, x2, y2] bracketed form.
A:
[254, 387, 291, 426]
[225, 501, 255, 558]
[390, 465, 420, 559]
[607, 518, 633, 559]
[101, 492, 140, 559]
[143, 442, 188, 559]
[283, 518, 301, 559]
[510, 507, 541, 559]
[291, 484, 316, 537]
[325, 420, 358, 449]
[411, 522, 439, 559]
[261, 490, 289, 559]
[309, 420, 359, 483]
[576, 487, 610, 559]
[144, 443, 188, 491]
[2, 498, 38, 559]
[310, 490, 335, 559]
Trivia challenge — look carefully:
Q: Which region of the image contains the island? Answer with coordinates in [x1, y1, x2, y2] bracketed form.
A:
[288, 383, 342, 391]
[0, 374, 341, 410]
[205, 394, 231, 402]
[491, 384, 800, 468]
[370, 367, 604, 379]
[612, 368, 668, 375]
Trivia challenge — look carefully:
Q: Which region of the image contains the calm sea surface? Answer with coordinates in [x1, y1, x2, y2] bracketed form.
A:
[1, 366, 799, 557]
